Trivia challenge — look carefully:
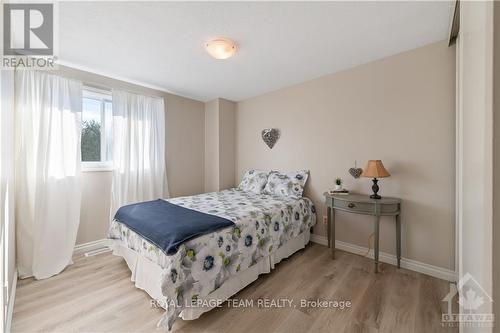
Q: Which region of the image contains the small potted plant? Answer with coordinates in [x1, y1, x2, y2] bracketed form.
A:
[334, 177, 343, 191]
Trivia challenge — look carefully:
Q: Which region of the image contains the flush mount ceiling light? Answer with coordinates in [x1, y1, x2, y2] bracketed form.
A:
[205, 38, 237, 60]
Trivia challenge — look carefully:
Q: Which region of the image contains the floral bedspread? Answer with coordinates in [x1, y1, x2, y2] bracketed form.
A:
[109, 188, 316, 329]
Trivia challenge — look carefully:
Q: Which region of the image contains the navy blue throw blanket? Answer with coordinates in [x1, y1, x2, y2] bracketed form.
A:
[114, 199, 234, 255]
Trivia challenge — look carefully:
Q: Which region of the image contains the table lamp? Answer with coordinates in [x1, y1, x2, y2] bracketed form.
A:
[362, 160, 390, 199]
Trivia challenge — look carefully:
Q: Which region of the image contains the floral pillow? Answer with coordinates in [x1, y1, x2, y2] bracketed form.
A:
[238, 170, 269, 193]
[263, 170, 309, 198]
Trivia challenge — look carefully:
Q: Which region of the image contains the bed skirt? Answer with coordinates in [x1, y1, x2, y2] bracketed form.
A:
[111, 230, 311, 321]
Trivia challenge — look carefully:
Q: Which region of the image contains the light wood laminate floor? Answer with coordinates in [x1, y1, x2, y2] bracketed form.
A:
[12, 243, 458, 333]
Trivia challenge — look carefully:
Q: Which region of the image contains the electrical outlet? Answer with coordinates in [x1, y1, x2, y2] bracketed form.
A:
[322, 216, 327, 224]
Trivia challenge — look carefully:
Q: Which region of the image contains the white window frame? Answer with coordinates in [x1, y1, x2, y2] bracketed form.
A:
[81, 87, 113, 172]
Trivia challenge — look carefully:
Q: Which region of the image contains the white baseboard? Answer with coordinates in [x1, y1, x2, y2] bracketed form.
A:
[6, 270, 18, 333]
[310, 234, 457, 282]
[74, 239, 112, 255]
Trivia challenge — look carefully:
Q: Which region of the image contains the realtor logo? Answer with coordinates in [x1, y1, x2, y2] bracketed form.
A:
[442, 273, 494, 328]
[3, 3, 53, 56]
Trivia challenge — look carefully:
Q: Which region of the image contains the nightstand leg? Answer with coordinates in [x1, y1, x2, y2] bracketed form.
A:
[327, 206, 331, 248]
[331, 208, 335, 259]
[396, 214, 401, 268]
[374, 215, 380, 273]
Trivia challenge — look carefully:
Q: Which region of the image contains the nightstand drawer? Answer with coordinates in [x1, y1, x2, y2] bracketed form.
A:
[333, 200, 373, 213]
[380, 203, 399, 214]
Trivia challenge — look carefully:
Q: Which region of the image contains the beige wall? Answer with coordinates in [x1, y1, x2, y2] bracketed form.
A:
[204, 98, 236, 192]
[218, 99, 236, 190]
[204, 99, 219, 192]
[78, 171, 112, 245]
[235, 41, 456, 270]
[54, 66, 206, 245]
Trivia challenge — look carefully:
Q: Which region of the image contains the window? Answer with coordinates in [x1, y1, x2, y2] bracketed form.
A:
[81, 88, 113, 171]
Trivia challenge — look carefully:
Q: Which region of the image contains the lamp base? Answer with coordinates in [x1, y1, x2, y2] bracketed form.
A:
[370, 178, 382, 199]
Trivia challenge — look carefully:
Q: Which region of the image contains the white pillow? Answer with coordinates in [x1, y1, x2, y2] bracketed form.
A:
[263, 170, 309, 198]
[238, 170, 269, 193]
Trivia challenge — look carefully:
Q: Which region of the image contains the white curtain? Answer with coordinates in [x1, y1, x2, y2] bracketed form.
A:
[110, 90, 168, 218]
[15, 70, 83, 279]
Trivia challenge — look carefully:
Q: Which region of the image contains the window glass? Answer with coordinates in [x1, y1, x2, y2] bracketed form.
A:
[81, 88, 112, 168]
[81, 97, 102, 162]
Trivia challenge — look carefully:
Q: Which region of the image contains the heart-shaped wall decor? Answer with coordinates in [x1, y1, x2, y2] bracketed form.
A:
[349, 167, 363, 179]
[261, 128, 280, 149]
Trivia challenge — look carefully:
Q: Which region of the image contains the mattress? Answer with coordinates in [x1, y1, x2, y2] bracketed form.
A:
[109, 188, 317, 329]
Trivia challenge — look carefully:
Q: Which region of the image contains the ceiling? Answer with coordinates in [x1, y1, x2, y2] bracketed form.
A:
[59, 1, 452, 102]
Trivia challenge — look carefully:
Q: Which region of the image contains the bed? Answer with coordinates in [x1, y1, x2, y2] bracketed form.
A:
[109, 171, 316, 329]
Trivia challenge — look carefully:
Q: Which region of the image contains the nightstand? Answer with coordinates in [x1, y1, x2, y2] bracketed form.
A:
[324, 193, 402, 273]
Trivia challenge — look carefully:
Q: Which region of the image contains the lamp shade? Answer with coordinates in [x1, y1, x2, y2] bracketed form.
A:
[362, 160, 390, 178]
